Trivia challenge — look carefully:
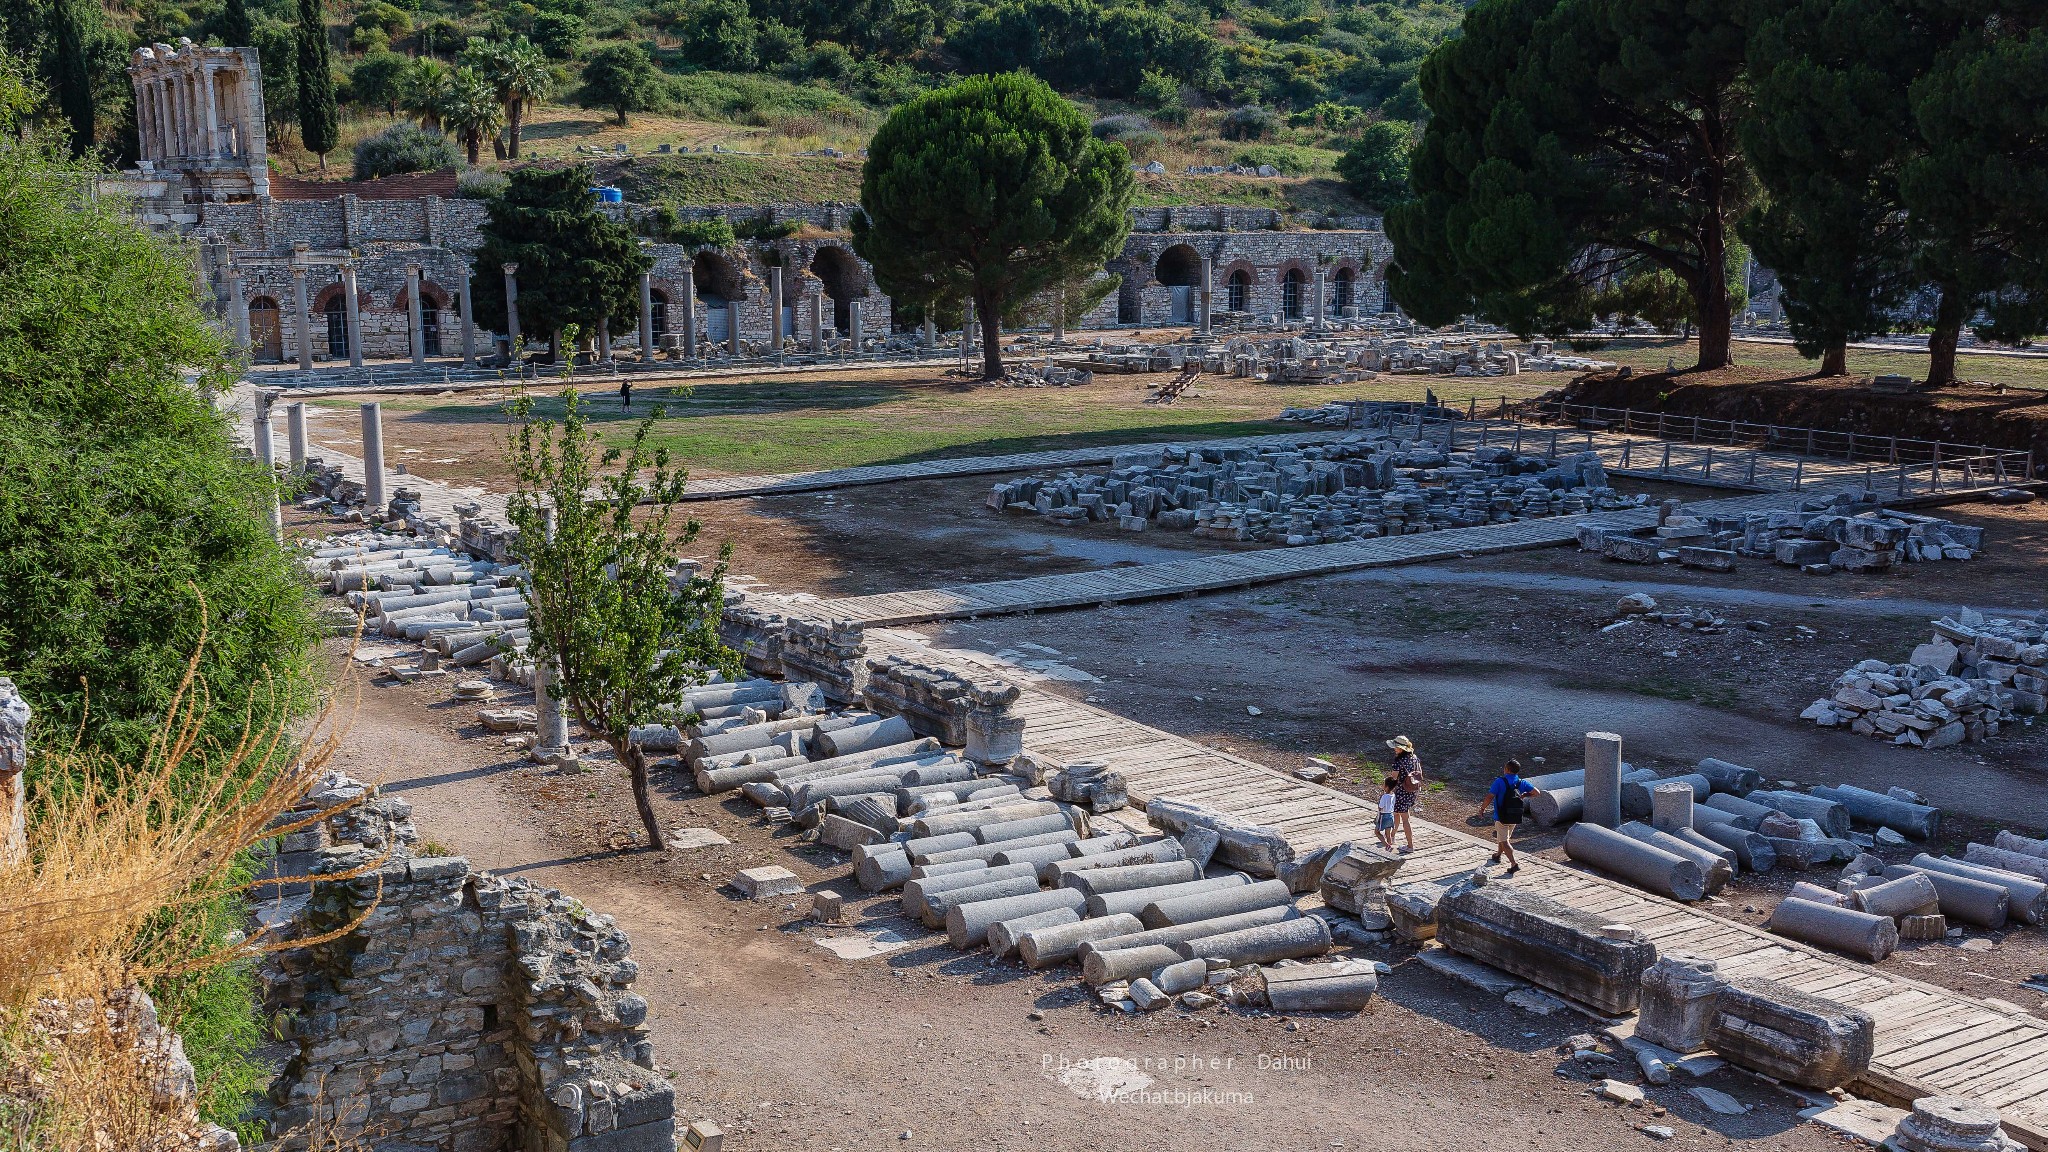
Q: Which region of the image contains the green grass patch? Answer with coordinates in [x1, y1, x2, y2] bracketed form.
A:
[1603, 337, 2048, 392]
[615, 153, 866, 206]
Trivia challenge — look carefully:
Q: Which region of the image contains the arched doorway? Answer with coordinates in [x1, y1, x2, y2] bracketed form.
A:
[1154, 244, 1201, 323]
[809, 246, 865, 334]
[1333, 267, 1354, 315]
[1227, 270, 1250, 313]
[693, 252, 743, 343]
[418, 289, 444, 356]
[323, 294, 348, 358]
[649, 288, 669, 336]
[249, 296, 282, 361]
[1282, 269, 1306, 319]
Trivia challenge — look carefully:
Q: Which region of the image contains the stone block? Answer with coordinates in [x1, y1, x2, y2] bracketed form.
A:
[1602, 535, 1663, 564]
[1435, 881, 1658, 1015]
[1637, 955, 1725, 1054]
[1678, 546, 1737, 572]
[1703, 977, 1874, 1089]
[1775, 539, 1833, 566]
[732, 866, 802, 900]
[1889, 1096, 2023, 1152]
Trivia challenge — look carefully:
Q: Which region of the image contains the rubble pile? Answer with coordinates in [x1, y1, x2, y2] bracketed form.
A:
[1800, 609, 2045, 746]
[987, 434, 1644, 544]
[1276, 403, 1355, 426]
[1773, 830, 2048, 960]
[1081, 333, 1613, 380]
[1579, 490, 1986, 574]
[997, 361, 1094, 387]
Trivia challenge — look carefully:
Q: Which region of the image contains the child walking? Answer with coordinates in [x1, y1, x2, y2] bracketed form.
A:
[1376, 777, 1398, 851]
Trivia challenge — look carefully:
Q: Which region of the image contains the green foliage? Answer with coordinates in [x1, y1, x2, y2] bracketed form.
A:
[680, 0, 759, 71]
[1333, 118, 1410, 207]
[577, 40, 661, 124]
[147, 883, 269, 1135]
[951, 0, 1218, 98]
[470, 165, 652, 344]
[531, 9, 587, 58]
[251, 19, 299, 137]
[505, 389, 736, 851]
[1218, 104, 1275, 140]
[462, 36, 554, 158]
[1387, 0, 1753, 368]
[456, 165, 509, 198]
[219, 0, 252, 50]
[348, 49, 408, 114]
[1592, 266, 1694, 334]
[647, 207, 736, 248]
[294, 0, 337, 158]
[437, 64, 503, 163]
[732, 212, 798, 240]
[352, 1, 412, 39]
[853, 72, 1132, 376]
[351, 121, 459, 177]
[751, 0, 936, 61]
[1232, 142, 1333, 176]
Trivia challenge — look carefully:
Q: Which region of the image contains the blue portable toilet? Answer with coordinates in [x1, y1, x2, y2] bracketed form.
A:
[594, 186, 624, 204]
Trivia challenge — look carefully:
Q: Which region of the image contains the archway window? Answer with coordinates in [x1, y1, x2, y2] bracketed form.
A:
[1333, 268, 1354, 313]
[1282, 269, 1306, 319]
[809, 246, 866, 333]
[324, 294, 348, 358]
[650, 289, 670, 335]
[419, 292, 444, 356]
[1153, 244, 1201, 287]
[1227, 270, 1250, 313]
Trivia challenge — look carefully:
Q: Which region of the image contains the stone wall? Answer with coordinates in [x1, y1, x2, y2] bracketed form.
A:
[259, 777, 671, 1152]
[1094, 230, 1397, 327]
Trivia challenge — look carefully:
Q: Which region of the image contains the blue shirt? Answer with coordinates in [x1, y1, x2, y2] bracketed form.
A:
[1488, 775, 1534, 820]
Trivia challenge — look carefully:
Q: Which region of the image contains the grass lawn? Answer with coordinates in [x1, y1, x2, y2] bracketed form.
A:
[1597, 337, 2048, 391]
[310, 369, 1560, 486]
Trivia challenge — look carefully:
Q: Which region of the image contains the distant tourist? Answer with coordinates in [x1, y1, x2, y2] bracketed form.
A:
[1376, 777, 1398, 851]
[1475, 759, 1542, 876]
[1386, 735, 1423, 854]
[620, 379, 633, 409]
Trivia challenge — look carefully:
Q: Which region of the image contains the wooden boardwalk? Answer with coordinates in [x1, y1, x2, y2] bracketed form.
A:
[794, 489, 1813, 626]
[674, 431, 1351, 502]
[871, 633, 2048, 1149]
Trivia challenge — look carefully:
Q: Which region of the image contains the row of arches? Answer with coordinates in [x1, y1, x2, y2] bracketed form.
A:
[1122, 243, 1376, 323]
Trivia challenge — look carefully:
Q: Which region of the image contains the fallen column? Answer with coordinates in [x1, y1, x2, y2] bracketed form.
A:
[948, 888, 1088, 949]
[812, 715, 916, 758]
[1058, 861, 1201, 896]
[918, 873, 1044, 929]
[1995, 829, 2048, 860]
[1906, 854, 2047, 924]
[1531, 769, 1657, 827]
[1436, 881, 1658, 1015]
[1088, 874, 1251, 918]
[1082, 943, 1185, 986]
[1666, 826, 1740, 873]
[985, 907, 1081, 957]
[1746, 790, 1851, 839]
[1694, 758, 1763, 796]
[1259, 961, 1378, 1012]
[992, 840, 1091, 880]
[1015, 913, 1146, 969]
[1850, 872, 1941, 920]
[1044, 840, 1187, 883]
[688, 714, 822, 763]
[1617, 823, 1733, 895]
[975, 812, 1080, 844]
[901, 863, 1035, 916]
[1810, 784, 1941, 841]
[910, 801, 1057, 839]
[1073, 905, 1301, 963]
[919, 829, 1079, 867]
[1788, 881, 1849, 906]
[902, 830, 980, 860]
[1701, 793, 1774, 830]
[1767, 897, 1899, 962]
[1963, 842, 2048, 883]
[1564, 823, 1707, 902]
[1145, 798, 1298, 881]
[1704, 977, 1875, 1090]
[1173, 914, 1332, 967]
[1139, 878, 1296, 929]
[1624, 773, 1710, 820]
[853, 849, 914, 891]
[1880, 864, 2009, 928]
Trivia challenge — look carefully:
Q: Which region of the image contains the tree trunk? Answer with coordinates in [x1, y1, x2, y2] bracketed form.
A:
[1924, 287, 1966, 389]
[1821, 342, 1847, 377]
[977, 289, 1004, 379]
[508, 99, 523, 159]
[619, 742, 666, 851]
[1692, 213, 1732, 371]
[465, 133, 479, 165]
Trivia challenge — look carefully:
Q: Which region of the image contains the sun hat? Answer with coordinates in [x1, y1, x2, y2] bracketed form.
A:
[1385, 735, 1413, 752]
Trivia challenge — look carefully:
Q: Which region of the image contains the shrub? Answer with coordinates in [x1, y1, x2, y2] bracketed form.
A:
[456, 166, 509, 199]
[1090, 112, 1153, 140]
[351, 121, 460, 179]
[803, 40, 854, 80]
[1219, 104, 1275, 141]
[732, 212, 798, 240]
[653, 208, 735, 248]
[1333, 118, 1412, 207]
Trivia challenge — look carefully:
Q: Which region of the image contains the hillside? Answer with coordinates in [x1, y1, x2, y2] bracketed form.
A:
[10, 0, 1458, 220]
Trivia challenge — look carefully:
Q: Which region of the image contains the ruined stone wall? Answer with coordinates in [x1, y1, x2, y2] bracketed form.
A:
[1092, 229, 1398, 327]
[260, 779, 670, 1152]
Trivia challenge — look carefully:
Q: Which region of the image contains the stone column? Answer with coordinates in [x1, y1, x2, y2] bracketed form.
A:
[341, 263, 363, 368]
[769, 266, 784, 351]
[679, 266, 697, 359]
[0, 678, 28, 868]
[406, 263, 425, 366]
[923, 315, 936, 348]
[533, 507, 571, 763]
[726, 300, 743, 357]
[287, 402, 308, 469]
[638, 272, 655, 361]
[457, 263, 476, 367]
[1312, 266, 1326, 332]
[360, 401, 387, 512]
[501, 263, 522, 367]
[290, 265, 313, 370]
[202, 64, 221, 159]
[228, 272, 250, 353]
[1200, 257, 1214, 335]
[808, 292, 823, 353]
[1584, 731, 1624, 829]
[252, 392, 277, 470]
[849, 299, 863, 353]
[1053, 296, 1065, 344]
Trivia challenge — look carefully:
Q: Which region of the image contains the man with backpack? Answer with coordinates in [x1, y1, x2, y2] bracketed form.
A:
[1474, 759, 1543, 876]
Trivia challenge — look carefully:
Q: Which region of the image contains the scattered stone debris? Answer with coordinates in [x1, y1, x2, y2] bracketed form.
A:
[1800, 608, 2045, 745]
[1579, 489, 1989, 573]
[987, 434, 1643, 544]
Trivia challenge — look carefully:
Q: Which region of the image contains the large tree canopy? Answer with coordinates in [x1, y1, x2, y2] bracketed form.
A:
[853, 71, 1132, 378]
[1387, 0, 1753, 369]
[469, 165, 651, 355]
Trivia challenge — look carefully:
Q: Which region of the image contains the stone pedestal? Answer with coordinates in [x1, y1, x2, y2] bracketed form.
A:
[1636, 955, 1725, 1053]
[1890, 1097, 2023, 1152]
[1584, 731, 1624, 828]
[965, 706, 1025, 768]
[779, 618, 868, 704]
[360, 401, 386, 512]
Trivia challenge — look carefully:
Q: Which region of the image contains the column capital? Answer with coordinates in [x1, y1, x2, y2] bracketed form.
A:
[502, 262, 519, 276]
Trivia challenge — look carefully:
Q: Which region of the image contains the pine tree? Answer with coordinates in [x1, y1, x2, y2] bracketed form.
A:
[468, 165, 650, 347]
[294, 0, 337, 168]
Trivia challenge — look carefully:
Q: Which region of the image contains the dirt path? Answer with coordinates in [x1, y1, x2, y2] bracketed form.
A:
[325, 656, 1844, 1152]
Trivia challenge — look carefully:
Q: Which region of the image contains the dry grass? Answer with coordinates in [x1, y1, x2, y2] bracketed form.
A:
[0, 617, 376, 1151]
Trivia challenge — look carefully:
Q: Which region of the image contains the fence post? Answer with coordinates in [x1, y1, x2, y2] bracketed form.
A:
[1513, 425, 1522, 453]
[1704, 446, 1714, 481]
[1933, 442, 1942, 491]
[1657, 412, 1667, 439]
[1889, 435, 1898, 463]
[1622, 440, 1633, 469]
[1793, 458, 1804, 489]
[1846, 431, 1856, 460]
[1550, 429, 1560, 456]
[1897, 463, 1908, 498]
[1746, 452, 1757, 485]
[1691, 414, 1700, 442]
[1661, 440, 1672, 476]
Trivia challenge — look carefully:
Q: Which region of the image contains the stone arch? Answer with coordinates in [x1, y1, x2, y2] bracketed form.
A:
[648, 287, 670, 335]
[1332, 265, 1356, 314]
[1226, 267, 1252, 313]
[693, 251, 744, 305]
[248, 295, 283, 362]
[321, 291, 349, 358]
[808, 245, 866, 333]
[1153, 243, 1202, 287]
[1282, 267, 1307, 319]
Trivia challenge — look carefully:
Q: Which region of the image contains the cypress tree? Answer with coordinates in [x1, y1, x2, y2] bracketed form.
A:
[51, 0, 96, 156]
[295, 0, 337, 167]
[221, 0, 253, 48]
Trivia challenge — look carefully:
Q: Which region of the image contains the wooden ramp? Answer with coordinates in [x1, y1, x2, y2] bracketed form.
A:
[798, 488, 1811, 626]
[870, 633, 2048, 1149]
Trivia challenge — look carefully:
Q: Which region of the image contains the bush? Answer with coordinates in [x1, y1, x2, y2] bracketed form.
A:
[1231, 143, 1330, 175]
[531, 10, 587, 58]
[352, 122, 461, 179]
[732, 212, 798, 240]
[681, 0, 759, 71]
[649, 207, 736, 248]
[1219, 104, 1275, 141]
[456, 166, 509, 199]
[803, 39, 854, 80]
[1333, 118, 1412, 207]
[1090, 112, 1152, 140]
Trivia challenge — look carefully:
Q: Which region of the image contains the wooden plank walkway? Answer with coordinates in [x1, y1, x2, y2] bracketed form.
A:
[794, 488, 1816, 626]
[674, 431, 1352, 501]
[869, 632, 2048, 1149]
